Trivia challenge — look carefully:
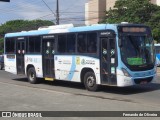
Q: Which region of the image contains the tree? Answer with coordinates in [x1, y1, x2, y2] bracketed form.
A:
[0, 38, 4, 54]
[0, 19, 54, 36]
[0, 19, 54, 54]
[146, 10, 160, 42]
[101, 0, 160, 41]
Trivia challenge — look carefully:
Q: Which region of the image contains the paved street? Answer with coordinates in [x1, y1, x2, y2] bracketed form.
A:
[0, 68, 160, 119]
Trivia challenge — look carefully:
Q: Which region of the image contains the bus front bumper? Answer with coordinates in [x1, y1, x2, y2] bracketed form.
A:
[117, 74, 157, 87]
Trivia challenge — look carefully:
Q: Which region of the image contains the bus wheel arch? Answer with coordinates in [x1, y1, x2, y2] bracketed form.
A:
[81, 68, 99, 91]
[26, 65, 38, 84]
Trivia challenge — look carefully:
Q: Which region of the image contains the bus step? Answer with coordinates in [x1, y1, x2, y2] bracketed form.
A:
[44, 78, 55, 81]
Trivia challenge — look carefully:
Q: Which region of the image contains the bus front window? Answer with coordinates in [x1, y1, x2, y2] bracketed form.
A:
[120, 35, 155, 71]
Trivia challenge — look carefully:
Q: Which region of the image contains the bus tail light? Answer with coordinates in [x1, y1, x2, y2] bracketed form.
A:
[122, 68, 131, 77]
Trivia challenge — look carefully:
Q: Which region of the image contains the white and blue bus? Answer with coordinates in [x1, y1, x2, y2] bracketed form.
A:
[4, 23, 156, 91]
[155, 44, 160, 66]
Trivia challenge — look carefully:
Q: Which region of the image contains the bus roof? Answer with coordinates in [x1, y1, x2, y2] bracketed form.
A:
[4, 23, 147, 38]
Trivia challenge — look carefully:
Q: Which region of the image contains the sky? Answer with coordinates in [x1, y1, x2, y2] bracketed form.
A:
[0, 0, 87, 25]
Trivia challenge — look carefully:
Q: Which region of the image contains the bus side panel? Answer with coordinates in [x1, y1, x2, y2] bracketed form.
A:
[25, 55, 43, 78]
[73, 56, 100, 84]
[4, 54, 17, 74]
[54, 55, 74, 81]
[54, 55, 100, 84]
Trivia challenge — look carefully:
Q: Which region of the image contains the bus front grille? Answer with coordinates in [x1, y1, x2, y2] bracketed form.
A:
[134, 77, 153, 84]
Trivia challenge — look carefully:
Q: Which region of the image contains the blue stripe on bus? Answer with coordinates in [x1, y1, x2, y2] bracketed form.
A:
[5, 29, 51, 38]
[67, 56, 76, 80]
[156, 54, 160, 60]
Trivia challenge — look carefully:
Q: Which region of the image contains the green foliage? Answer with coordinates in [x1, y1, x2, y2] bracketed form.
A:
[101, 0, 160, 42]
[0, 19, 54, 53]
[0, 38, 4, 54]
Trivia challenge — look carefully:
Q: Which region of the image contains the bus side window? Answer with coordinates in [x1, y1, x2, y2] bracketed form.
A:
[87, 33, 97, 53]
[77, 33, 87, 53]
[28, 36, 41, 53]
[67, 34, 76, 53]
[5, 38, 15, 54]
[58, 35, 67, 53]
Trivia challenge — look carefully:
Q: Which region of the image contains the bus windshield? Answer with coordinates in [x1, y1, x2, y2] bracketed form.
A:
[120, 35, 155, 71]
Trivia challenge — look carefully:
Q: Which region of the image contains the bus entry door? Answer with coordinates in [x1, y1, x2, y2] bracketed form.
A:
[43, 39, 55, 79]
[16, 40, 25, 74]
[100, 38, 117, 85]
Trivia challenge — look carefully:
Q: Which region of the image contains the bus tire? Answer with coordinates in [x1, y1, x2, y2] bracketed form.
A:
[27, 67, 37, 84]
[0, 65, 2, 70]
[84, 72, 99, 91]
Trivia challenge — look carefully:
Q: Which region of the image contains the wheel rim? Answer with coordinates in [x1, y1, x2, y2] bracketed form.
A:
[87, 76, 95, 87]
[29, 72, 35, 81]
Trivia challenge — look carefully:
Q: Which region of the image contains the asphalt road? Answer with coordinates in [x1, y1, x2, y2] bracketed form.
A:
[0, 68, 160, 119]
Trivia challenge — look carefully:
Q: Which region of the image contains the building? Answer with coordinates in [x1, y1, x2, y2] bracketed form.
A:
[151, 0, 160, 6]
[106, 0, 117, 11]
[85, 0, 160, 25]
[85, 0, 106, 25]
[85, 0, 116, 25]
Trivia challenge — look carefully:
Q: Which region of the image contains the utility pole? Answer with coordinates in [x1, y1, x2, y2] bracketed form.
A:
[56, 0, 59, 25]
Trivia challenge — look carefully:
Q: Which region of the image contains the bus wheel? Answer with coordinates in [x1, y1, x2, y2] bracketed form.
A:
[0, 65, 2, 70]
[27, 67, 37, 84]
[84, 72, 99, 91]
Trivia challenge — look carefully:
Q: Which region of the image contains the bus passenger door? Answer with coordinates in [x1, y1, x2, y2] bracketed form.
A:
[16, 40, 25, 74]
[100, 38, 117, 85]
[43, 39, 55, 79]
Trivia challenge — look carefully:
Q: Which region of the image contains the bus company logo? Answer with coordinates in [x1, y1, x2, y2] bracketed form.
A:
[76, 57, 80, 65]
[81, 59, 86, 65]
[81, 59, 95, 65]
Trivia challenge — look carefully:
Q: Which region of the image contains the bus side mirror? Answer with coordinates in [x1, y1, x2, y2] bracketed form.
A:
[118, 39, 122, 47]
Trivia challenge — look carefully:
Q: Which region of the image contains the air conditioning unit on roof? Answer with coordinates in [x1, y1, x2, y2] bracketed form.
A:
[38, 24, 74, 30]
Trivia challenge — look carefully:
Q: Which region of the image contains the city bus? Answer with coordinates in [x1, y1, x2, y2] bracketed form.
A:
[155, 44, 160, 66]
[4, 23, 156, 91]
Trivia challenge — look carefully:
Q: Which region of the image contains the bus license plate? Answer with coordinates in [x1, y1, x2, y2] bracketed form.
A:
[140, 81, 147, 84]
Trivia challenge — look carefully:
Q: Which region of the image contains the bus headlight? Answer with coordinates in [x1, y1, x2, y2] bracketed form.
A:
[122, 68, 131, 77]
